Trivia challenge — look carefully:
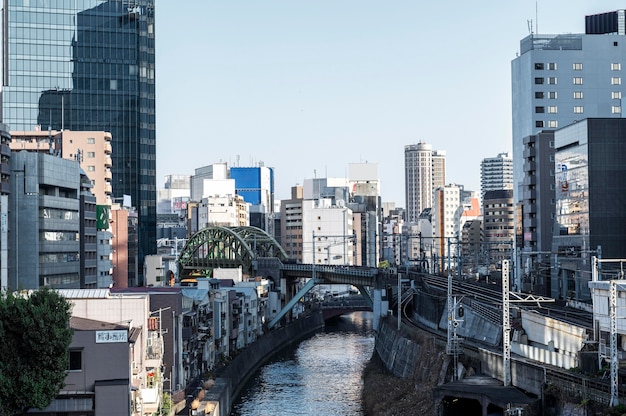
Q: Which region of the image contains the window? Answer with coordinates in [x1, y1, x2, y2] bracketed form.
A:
[612, 91, 622, 99]
[535, 106, 545, 113]
[612, 106, 622, 114]
[547, 77, 557, 85]
[548, 91, 558, 99]
[534, 77, 544, 85]
[548, 121, 558, 128]
[87, 166, 95, 172]
[536, 120, 544, 128]
[535, 63, 544, 70]
[86, 152, 95, 158]
[573, 106, 584, 114]
[87, 138, 95, 144]
[573, 77, 583, 85]
[612, 77, 621, 85]
[612, 63, 621, 71]
[535, 91, 544, 99]
[548, 106, 558, 113]
[69, 350, 82, 371]
[573, 91, 583, 99]
[573, 63, 583, 70]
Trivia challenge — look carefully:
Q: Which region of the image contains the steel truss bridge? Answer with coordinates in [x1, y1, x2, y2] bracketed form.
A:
[177, 226, 393, 328]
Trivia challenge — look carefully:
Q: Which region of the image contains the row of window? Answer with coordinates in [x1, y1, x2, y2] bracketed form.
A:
[536, 106, 621, 115]
[536, 91, 621, 100]
[535, 62, 621, 71]
[535, 77, 622, 85]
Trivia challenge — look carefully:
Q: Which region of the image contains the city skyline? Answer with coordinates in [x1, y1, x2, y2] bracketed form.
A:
[155, 1, 626, 206]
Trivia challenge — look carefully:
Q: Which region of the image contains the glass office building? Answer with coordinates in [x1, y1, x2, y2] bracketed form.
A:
[1, 0, 156, 283]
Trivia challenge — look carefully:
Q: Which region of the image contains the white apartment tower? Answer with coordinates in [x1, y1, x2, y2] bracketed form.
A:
[405, 142, 446, 223]
[480, 152, 513, 200]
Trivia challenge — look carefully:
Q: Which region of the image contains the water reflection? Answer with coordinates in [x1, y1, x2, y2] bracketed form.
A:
[232, 312, 374, 416]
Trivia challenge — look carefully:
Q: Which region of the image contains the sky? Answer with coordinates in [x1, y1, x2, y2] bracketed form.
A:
[155, 1, 626, 205]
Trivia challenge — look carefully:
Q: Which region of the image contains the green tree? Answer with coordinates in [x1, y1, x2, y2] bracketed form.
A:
[160, 392, 173, 416]
[0, 289, 73, 415]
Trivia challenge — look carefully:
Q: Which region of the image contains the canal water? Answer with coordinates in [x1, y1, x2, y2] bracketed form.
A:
[231, 311, 375, 416]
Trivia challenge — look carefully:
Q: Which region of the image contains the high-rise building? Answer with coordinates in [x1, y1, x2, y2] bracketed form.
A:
[1, 1, 156, 285]
[511, 10, 626, 204]
[552, 118, 626, 302]
[480, 152, 513, 200]
[404, 142, 446, 223]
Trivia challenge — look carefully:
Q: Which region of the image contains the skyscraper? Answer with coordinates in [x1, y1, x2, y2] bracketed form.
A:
[511, 10, 626, 204]
[1, 1, 156, 284]
[404, 141, 446, 223]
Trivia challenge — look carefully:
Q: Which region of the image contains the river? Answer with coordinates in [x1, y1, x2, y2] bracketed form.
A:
[231, 311, 375, 416]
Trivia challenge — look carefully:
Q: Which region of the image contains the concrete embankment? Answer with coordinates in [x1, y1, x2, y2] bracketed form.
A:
[196, 310, 325, 416]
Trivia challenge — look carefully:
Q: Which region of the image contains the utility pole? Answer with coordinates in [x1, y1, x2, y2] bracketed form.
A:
[501, 260, 553, 386]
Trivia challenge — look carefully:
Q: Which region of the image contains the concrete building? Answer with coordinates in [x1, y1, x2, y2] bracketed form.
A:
[231, 165, 275, 234]
[433, 185, 461, 271]
[9, 130, 113, 205]
[480, 152, 513, 201]
[518, 131, 556, 296]
[111, 202, 138, 288]
[158, 174, 190, 215]
[10, 130, 115, 288]
[1, 2, 157, 282]
[281, 186, 305, 260]
[190, 163, 229, 201]
[552, 118, 626, 302]
[9, 152, 81, 290]
[348, 162, 381, 268]
[193, 194, 249, 230]
[511, 9, 626, 205]
[404, 142, 446, 223]
[59, 289, 162, 415]
[483, 189, 515, 268]
[31, 316, 134, 415]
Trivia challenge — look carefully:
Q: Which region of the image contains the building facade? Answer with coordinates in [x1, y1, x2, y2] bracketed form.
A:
[552, 118, 626, 302]
[511, 10, 626, 205]
[230, 165, 274, 233]
[1, 1, 157, 285]
[480, 152, 513, 201]
[9, 151, 81, 290]
[405, 142, 446, 223]
[483, 189, 515, 268]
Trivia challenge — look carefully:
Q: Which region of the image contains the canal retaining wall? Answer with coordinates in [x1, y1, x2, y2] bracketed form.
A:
[199, 310, 325, 415]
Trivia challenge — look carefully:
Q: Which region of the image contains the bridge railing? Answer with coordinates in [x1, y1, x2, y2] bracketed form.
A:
[280, 262, 379, 277]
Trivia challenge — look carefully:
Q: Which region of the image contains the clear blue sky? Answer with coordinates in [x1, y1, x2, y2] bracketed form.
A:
[155, 1, 625, 205]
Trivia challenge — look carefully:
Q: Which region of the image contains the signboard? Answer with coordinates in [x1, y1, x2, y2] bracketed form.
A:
[96, 205, 110, 230]
[96, 330, 128, 343]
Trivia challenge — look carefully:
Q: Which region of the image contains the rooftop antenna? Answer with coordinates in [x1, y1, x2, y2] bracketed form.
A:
[527, 19, 533, 34]
[536, 1, 539, 35]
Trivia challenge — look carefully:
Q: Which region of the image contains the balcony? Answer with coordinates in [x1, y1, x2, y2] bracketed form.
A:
[523, 176, 537, 186]
[523, 146, 536, 158]
[524, 189, 537, 201]
[523, 161, 537, 172]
